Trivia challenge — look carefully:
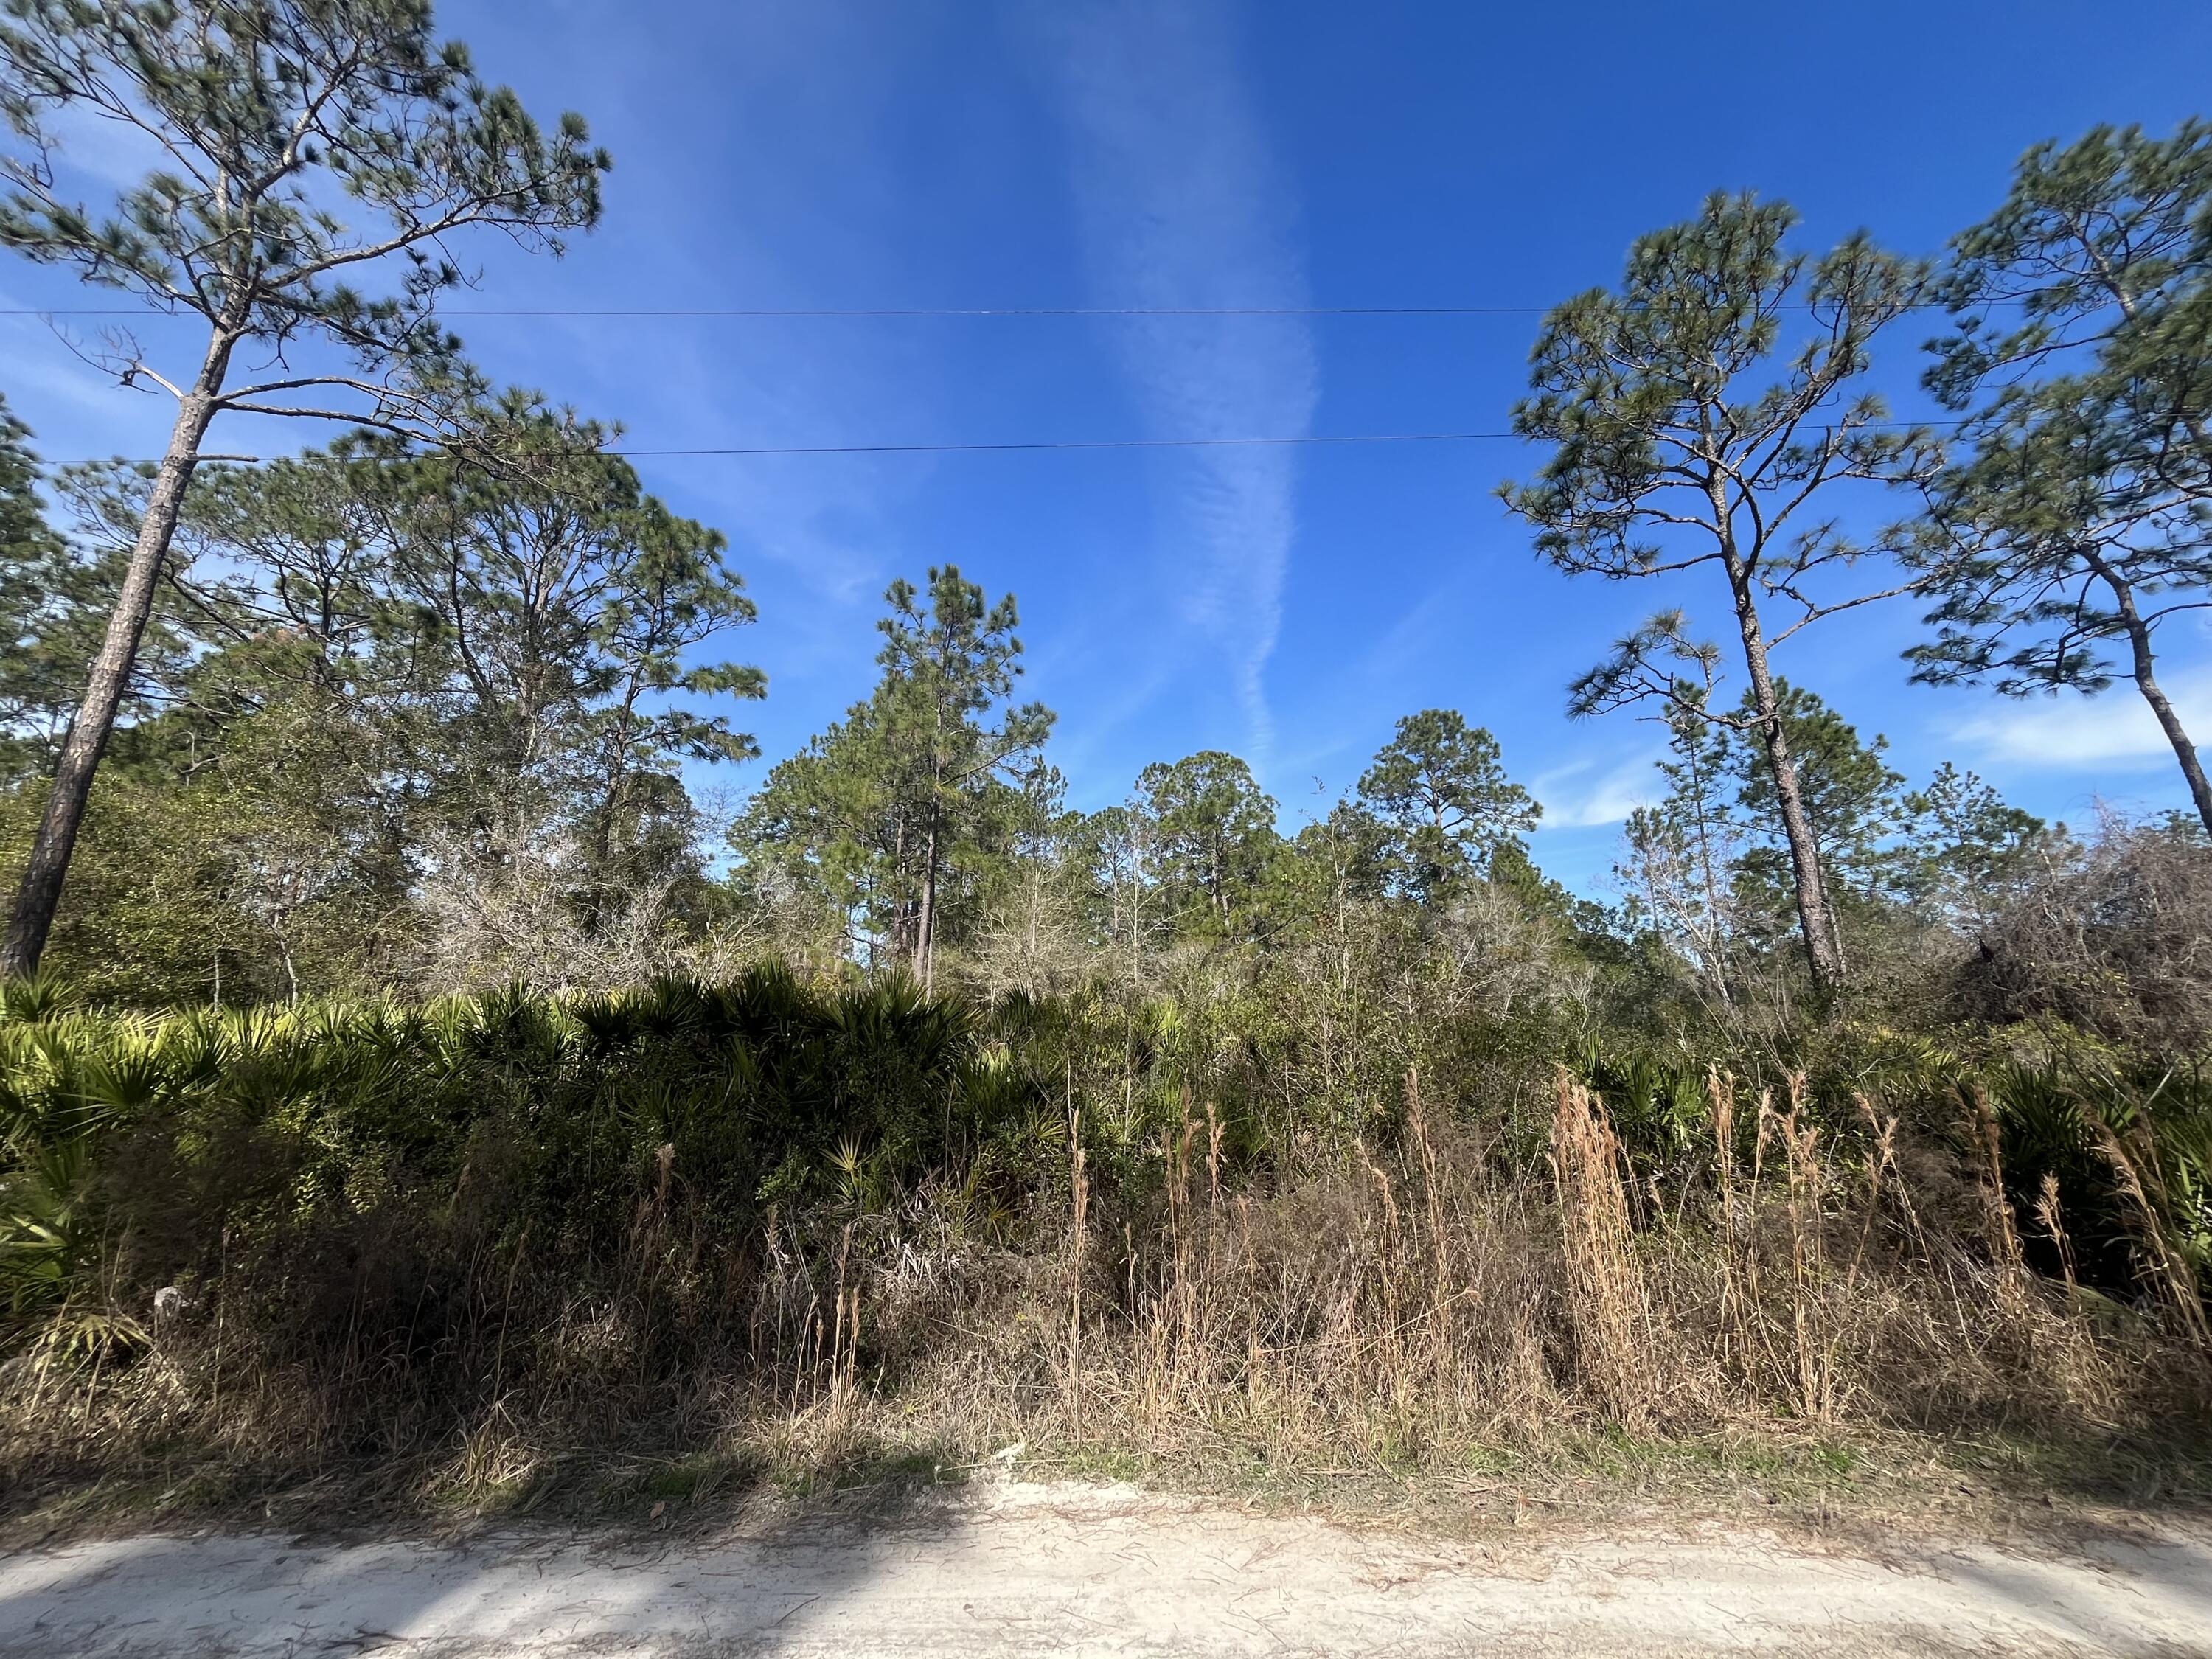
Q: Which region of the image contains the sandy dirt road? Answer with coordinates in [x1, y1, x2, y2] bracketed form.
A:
[0, 1483, 2206, 1657]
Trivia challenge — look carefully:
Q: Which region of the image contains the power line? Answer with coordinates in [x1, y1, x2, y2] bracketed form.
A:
[616, 422, 1959, 457]
[55, 430, 1522, 463]
[614, 431, 1517, 456]
[58, 420, 1966, 465]
[0, 300, 1952, 319]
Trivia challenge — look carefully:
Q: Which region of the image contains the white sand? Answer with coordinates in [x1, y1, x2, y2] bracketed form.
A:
[1, 1483, 2206, 1655]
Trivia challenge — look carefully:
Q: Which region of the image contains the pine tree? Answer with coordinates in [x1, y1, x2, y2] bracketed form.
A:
[1726, 681, 1909, 965]
[0, 0, 609, 975]
[1898, 762, 2051, 933]
[731, 568, 1049, 985]
[1354, 709, 1539, 905]
[1128, 751, 1281, 942]
[0, 390, 85, 779]
[1501, 193, 1938, 1003]
[1911, 121, 2212, 835]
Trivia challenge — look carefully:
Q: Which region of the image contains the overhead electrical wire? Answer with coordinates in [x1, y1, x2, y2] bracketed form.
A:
[8, 299, 1964, 462]
[63, 420, 1966, 465]
[616, 431, 1506, 453]
[11, 303, 1546, 317]
[59, 431, 1528, 464]
[0, 300, 1952, 319]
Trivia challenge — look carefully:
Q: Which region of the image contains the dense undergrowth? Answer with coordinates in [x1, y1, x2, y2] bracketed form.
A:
[1, 963, 2207, 1524]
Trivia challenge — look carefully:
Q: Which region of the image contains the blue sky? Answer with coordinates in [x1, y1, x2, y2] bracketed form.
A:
[6, 0, 2212, 896]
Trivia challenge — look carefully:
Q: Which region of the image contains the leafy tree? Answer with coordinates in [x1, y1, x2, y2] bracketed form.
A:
[730, 701, 906, 964]
[1618, 678, 2046, 1007]
[732, 567, 1050, 985]
[1897, 762, 2051, 932]
[0, 389, 80, 776]
[20, 407, 759, 994]
[94, 404, 757, 898]
[0, 0, 609, 975]
[350, 403, 762, 899]
[873, 568, 1052, 989]
[1910, 121, 2212, 835]
[1354, 709, 1539, 903]
[1128, 751, 1281, 942]
[1076, 802, 1166, 984]
[1501, 192, 1937, 1001]
[967, 763, 1093, 998]
[1486, 841, 1616, 958]
[0, 388, 45, 557]
[1289, 801, 1394, 908]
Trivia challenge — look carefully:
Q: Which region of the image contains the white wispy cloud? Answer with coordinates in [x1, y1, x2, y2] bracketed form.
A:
[1533, 751, 1660, 830]
[1947, 670, 2212, 771]
[1020, 0, 1317, 760]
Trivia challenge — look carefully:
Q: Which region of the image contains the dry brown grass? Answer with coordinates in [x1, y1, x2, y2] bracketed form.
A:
[2, 1067, 2205, 1531]
[797, 1071, 2200, 1495]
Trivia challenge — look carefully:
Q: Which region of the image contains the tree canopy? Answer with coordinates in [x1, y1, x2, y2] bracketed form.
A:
[0, 0, 611, 975]
[1911, 121, 2212, 834]
[1503, 192, 1937, 1000]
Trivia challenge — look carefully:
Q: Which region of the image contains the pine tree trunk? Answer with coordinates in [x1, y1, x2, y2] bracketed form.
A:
[3, 361, 226, 978]
[889, 813, 909, 959]
[1728, 568, 1847, 1004]
[917, 815, 939, 995]
[918, 700, 947, 993]
[2111, 580, 2212, 838]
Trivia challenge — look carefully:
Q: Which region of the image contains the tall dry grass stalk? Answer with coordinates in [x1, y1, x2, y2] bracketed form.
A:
[1966, 1083, 2026, 1275]
[1066, 1102, 1089, 1430]
[2094, 1124, 2211, 1350]
[7, 1064, 2205, 1508]
[1548, 1071, 1652, 1425]
[1767, 1079, 1832, 1421]
[2034, 1173, 2078, 1293]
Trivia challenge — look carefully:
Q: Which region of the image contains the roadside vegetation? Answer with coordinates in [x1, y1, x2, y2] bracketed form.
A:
[1, 3, 2209, 1526]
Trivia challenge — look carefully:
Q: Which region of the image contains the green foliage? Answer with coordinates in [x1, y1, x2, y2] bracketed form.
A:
[0, 0, 619, 981]
[1722, 679, 1923, 983]
[0, 389, 46, 560]
[1500, 192, 1934, 585]
[0, 403, 194, 784]
[1899, 763, 2053, 929]
[1355, 709, 1540, 904]
[0, 406, 765, 999]
[1911, 120, 2212, 830]
[5, 964, 2205, 1372]
[1127, 751, 1282, 942]
[1729, 681, 1907, 899]
[0, 966, 1274, 1347]
[0, 0, 608, 364]
[5, 108, 2212, 1411]
[1612, 677, 2051, 1018]
[1500, 192, 1939, 1000]
[731, 567, 1051, 976]
[0, 970, 990, 1339]
[1571, 1038, 1710, 1172]
[168, 407, 765, 835]
[1982, 1059, 2212, 1293]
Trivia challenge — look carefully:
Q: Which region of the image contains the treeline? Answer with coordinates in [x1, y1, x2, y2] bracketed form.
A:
[4, 406, 2198, 1061]
[4, 114, 2210, 1041]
